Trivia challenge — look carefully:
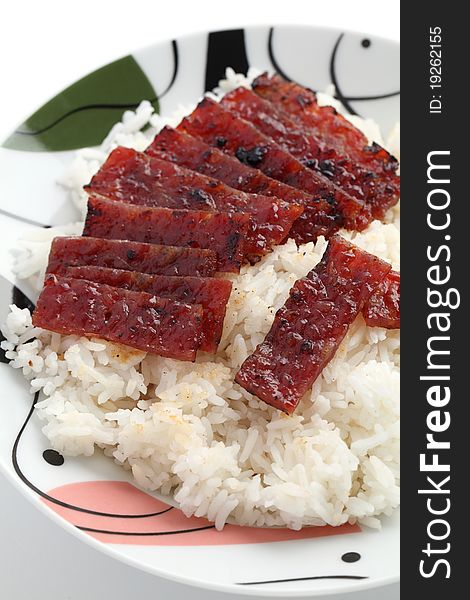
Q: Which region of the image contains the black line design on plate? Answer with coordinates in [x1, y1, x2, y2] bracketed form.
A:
[237, 575, 368, 585]
[339, 90, 401, 102]
[204, 29, 249, 92]
[268, 27, 399, 108]
[267, 27, 292, 82]
[0, 206, 48, 227]
[329, 34, 400, 115]
[329, 34, 359, 116]
[78, 524, 216, 536]
[11, 391, 175, 519]
[14, 100, 158, 137]
[157, 40, 179, 99]
[15, 41, 175, 138]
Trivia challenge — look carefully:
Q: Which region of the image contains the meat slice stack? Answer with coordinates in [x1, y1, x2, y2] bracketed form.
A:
[33, 72, 399, 363]
[33, 276, 205, 360]
[40, 237, 226, 359]
[235, 236, 393, 414]
[83, 194, 249, 273]
[178, 97, 367, 231]
[65, 267, 232, 353]
[46, 236, 219, 277]
[251, 73, 399, 193]
[85, 146, 303, 260]
[146, 127, 339, 243]
[220, 86, 399, 223]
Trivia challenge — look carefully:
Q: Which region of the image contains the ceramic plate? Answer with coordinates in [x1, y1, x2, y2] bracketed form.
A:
[0, 25, 399, 597]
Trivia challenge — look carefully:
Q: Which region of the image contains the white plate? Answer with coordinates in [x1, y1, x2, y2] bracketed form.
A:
[0, 25, 399, 597]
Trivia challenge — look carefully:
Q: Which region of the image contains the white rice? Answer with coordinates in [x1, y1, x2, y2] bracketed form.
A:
[1, 69, 400, 530]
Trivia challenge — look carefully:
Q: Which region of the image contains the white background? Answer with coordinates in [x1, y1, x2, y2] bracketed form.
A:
[0, 1, 399, 598]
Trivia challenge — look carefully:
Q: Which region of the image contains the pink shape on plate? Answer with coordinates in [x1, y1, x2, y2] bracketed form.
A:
[42, 481, 360, 546]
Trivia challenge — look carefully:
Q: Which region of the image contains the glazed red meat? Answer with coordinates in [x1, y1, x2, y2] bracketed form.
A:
[147, 127, 341, 243]
[85, 146, 302, 259]
[252, 73, 400, 186]
[33, 275, 204, 361]
[66, 266, 233, 353]
[363, 270, 400, 329]
[221, 87, 398, 221]
[235, 235, 392, 414]
[46, 236, 217, 277]
[83, 195, 249, 273]
[179, 97, 368, 230]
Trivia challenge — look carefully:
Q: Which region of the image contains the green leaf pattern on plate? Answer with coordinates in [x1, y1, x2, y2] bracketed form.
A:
[3, 55, 158, 152]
